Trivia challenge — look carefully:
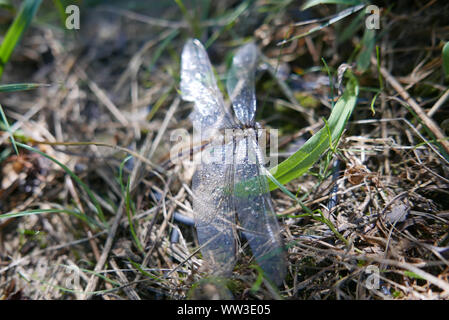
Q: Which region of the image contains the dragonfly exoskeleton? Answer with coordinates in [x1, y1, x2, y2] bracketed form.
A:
[180, 39, 286, 286]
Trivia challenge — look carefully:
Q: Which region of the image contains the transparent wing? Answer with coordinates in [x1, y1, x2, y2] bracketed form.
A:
[192, 142, 237, 276]
[233, 130, 286, 285]
[181, 39, 234, 137]
[226, 42, 258, 127]
[181, 39, 237, 276]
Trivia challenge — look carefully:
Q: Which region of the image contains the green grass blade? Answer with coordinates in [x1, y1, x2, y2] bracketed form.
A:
[268, 75, 359, 190]
[280, 3, 365, 45]
[128, 259, 162, 281]
[118, 155, 132, 194]
[321, 57, 334, 106]
[0, 0, 42, 79]
[370, 92, 380, 115]
[1, 208, 79, 220]
[0, 83, 50, 92]
[0, 208, 98, 227]
[15, 142, 107, 227]
[125, 176, 143, 252]
[302, 0, 363, 11]
[119, 156, 144, 253]
[443, 41, 449, 78]
[376, 45, 383, 89]
[204, 0, 252, 48]
[249, 265, 264, 293]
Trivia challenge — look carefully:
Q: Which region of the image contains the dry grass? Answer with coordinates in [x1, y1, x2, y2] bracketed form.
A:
[1, 0, 449, 300]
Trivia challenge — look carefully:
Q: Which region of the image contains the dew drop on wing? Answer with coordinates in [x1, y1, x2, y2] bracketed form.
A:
[233, 131, 286, 286]
[191, 143, 237, 276]
[180, 39, 234, 136]
[180, 38, 238, 275]
[227, 42, 258, 127]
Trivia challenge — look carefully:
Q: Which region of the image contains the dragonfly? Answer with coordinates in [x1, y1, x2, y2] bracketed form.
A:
[180, 39, 286, 285]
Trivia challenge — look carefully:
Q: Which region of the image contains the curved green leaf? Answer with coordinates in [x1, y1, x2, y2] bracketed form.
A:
[268, 75, 359, 190]
[0, 0, 42, 79]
